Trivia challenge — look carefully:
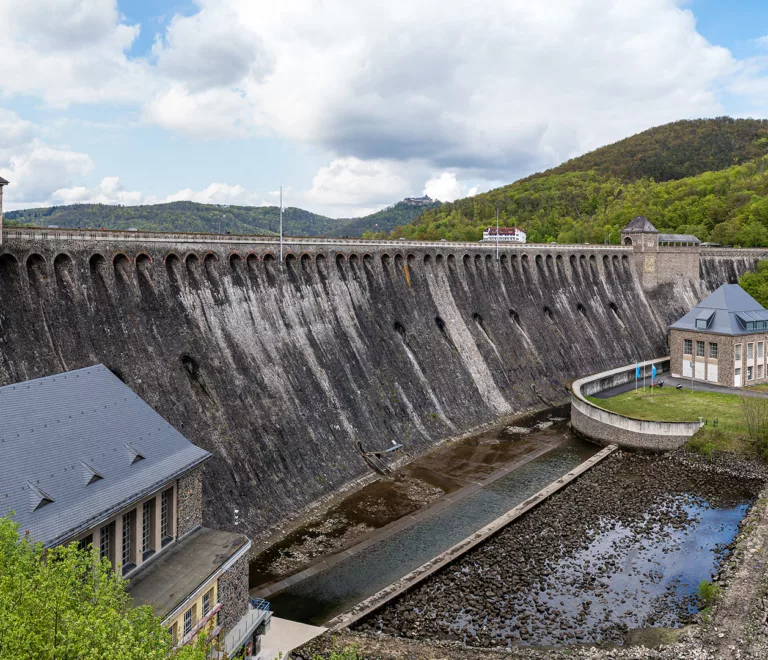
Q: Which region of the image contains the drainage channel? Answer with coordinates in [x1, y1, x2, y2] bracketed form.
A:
[264, 432, 600, 626]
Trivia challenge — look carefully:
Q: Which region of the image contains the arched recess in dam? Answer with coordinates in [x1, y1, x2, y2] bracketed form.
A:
[0, 238, 755, 538]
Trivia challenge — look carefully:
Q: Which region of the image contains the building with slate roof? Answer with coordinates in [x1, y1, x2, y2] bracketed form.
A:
[0, 365, 270, 657]
[669, 284, 768, 387]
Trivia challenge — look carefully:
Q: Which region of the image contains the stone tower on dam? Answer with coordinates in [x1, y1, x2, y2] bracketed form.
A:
[0, 223, 765, 538]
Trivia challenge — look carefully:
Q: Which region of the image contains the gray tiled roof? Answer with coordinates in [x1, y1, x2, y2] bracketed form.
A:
[659, 233, 701, 244]
[0, 176, 8, 185]
[669, 284, 768, 335]
[622, 216, 659, 233]
[0, 365, 211, 547]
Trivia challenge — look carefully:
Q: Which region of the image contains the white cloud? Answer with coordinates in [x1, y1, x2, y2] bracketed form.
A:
[0, 0, 152, 106]
[145, 0, 737, 176]
[424, 172, 464, 202]
[52, 177, 143, 205]
[306, 157, 409, 207]
[1, 138, 95, 209]
[163, 182, 261, 206]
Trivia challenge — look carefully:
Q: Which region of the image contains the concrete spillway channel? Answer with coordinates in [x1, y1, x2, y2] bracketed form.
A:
[254, 421, 605, 627]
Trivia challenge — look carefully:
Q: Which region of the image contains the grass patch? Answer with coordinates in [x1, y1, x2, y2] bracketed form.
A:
[586, 388, 748, 434]
[746, 383, 768, 393]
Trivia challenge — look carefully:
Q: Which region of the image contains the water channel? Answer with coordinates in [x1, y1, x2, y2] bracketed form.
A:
[265, 420, 599, 625]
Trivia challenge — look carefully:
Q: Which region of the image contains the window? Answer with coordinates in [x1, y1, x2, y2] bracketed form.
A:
[170, 622, 179, 647]
[99, 525, 110, 562]
[760, 342, 764, 359]
[709, 343, 718, 359]
[696, 341, 705, 357]
[78, 534, 93, 553]
[122, 512, 133, 572]
[183, 605, 196, 636]
[748, 343, 754, 360]
[142, 500, 154, 555]
[161, 489, 170, 541]
[684, 339, 693, 355]
[736, 344, 742, 361]
[760, 365, 764, 379]
[748, 366, 754, 381]
[202, 588, 213, 617]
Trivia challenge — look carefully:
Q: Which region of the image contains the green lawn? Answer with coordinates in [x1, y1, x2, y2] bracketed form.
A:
[586, 387, 758, 454]
[586, 388, 748, 433]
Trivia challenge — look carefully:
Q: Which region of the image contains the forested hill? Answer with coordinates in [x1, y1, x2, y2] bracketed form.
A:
[5, 201, 337, 236]
[331, 199, 441, 237]
[5, 197, 438, 238]
[396, 117, 768, 246]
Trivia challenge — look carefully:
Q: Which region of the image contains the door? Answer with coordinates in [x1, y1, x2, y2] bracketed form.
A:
[683, 360, 692, 378]
[708, 365, 718, 383]
[695, 362, 705, 380]
[735, 368, 742, 387]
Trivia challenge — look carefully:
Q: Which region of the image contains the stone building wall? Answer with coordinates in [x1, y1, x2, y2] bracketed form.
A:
[670, 328, 768, 388]
[217, 552, 249, 635]
[177, 465, 204, 538]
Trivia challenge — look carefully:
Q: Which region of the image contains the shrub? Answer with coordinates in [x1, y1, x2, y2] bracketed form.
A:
[697, 580, 722, 605]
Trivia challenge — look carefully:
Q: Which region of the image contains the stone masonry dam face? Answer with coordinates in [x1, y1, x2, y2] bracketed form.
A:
[0, 233, 760, 538]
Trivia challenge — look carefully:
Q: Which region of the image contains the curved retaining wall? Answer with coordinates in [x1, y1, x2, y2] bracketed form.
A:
[570, 358, 704, 451]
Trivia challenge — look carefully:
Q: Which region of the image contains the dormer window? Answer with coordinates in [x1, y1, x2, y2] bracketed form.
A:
[26, 482, 54, 512]
[80, 461, 104, 486]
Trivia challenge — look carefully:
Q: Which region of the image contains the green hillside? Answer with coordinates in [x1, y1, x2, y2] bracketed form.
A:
[330, 199, 441, 237]
[4, 201, 339, 236]
[5, 197, 437, 238]
[396, 118, 768, 245]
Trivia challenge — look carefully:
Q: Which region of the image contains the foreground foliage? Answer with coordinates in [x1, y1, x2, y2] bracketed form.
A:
[0, 516, 208, 660]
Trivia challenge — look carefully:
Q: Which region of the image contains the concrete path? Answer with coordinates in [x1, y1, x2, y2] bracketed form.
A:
[594, 372, 768, 400]
[255, 617, 326, 660]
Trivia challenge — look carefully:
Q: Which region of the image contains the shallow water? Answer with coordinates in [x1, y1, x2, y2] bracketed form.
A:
[437, 495, 748, 646]
[267, 433, 598, 625]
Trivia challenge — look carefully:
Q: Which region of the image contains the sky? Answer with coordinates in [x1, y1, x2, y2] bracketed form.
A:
[1, 0, 768, 218]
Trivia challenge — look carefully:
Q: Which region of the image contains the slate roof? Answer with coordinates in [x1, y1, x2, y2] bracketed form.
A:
[622, 216, 659, 233]
[0, 176, 8, 185]
[0, 365, 211, 547]
[669, 284, 768, 335]
[659, 233, 701, 245]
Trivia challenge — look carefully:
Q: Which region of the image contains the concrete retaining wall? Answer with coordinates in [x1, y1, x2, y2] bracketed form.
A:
[570, 358, 704, 451]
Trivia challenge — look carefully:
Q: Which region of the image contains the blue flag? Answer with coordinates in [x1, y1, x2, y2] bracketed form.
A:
[651, 364, 657, 379]
[636, 364, 641, 379]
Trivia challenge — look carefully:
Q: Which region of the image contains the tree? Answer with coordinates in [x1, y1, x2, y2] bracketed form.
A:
[0, 515, 209, 660]
[739, 260, 768, 308]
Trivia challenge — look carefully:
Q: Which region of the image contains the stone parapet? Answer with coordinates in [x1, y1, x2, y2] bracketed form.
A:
[570, 358, 703, 451]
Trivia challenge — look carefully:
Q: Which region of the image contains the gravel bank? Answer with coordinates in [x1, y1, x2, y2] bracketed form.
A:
[297, 449, 767, 658]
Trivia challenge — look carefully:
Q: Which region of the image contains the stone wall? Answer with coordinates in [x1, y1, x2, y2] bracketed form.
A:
[0, 233, 748, 538]
[177, 465, 204, 538]
[570, 359, 703, 451]
[217, 552, 249, 635]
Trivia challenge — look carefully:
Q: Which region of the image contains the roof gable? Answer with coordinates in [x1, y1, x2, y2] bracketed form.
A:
[622, 216, 659, 233]
[669, 284, 768, 335]
[0, 365, 211, 547]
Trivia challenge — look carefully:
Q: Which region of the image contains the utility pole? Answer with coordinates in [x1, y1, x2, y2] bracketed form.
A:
[496, 207, 500, 261]
[279, 186, 284, 264]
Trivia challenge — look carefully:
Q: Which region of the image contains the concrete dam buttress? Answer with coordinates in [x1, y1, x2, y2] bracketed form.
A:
[0, 230, 763, 539]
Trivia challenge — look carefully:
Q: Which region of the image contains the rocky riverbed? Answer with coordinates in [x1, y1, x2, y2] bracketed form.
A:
[350, 450, 764, 650]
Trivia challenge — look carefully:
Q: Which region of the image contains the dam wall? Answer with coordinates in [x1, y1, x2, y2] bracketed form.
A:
[0, 229, 756, 540]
